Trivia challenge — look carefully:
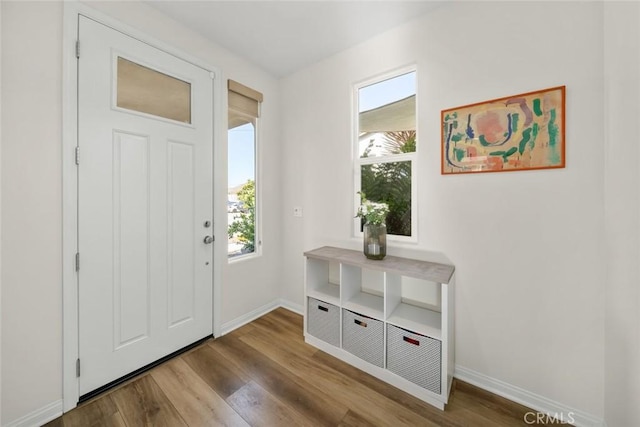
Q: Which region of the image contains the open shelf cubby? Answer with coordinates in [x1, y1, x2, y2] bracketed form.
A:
[341, 264, 384, 320]
[303, 246, 455, 411]
[385, 272, 442, 339]
[305, 257, 340, 306]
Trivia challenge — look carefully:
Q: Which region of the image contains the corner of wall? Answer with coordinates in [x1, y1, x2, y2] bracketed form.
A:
[603, 1, 640, 425]
[0, 0, 3, 423]
[219, 299, 303, 337]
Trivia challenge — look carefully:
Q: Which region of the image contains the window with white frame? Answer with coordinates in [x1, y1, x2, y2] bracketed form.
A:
[228, 80, 262, 258]
[354, 69, 417, 238]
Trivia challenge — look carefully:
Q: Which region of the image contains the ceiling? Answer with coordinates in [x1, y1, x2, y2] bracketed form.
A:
[146, 1, 445, 78]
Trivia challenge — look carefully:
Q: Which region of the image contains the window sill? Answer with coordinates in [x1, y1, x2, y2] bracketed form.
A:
[351, 233, 418, 246]
[227, 251, 261, 264]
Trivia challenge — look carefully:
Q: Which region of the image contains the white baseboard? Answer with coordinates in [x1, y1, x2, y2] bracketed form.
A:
[454, 365, 605, 427]
[220, 299, 281, 336]
[4, 400, 63, 427]
[220, 299, 304, 336]
[279, 298, 304, 315]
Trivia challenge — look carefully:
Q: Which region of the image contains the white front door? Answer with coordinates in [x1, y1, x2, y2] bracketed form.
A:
[78, 16, 214, 396]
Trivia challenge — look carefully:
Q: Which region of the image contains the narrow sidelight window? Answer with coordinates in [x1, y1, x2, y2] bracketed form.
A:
[228, 80, 263, 259]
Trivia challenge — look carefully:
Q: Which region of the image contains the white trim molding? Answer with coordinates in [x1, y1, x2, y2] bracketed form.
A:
[220, 300, 280, 336]
[220, 300, 303, 336]
[279, 298, 304, 315]
[4, 400, 63, 427]
[61, 1, 80, 412]
[0, 1, 3, 422]
[454, 365, 605, 427]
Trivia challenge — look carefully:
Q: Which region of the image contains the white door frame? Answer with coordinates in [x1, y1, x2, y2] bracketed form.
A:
[62, 2, 223, 412]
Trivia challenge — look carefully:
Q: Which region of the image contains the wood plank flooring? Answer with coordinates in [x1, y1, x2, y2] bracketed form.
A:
[46, 308, 549, 426]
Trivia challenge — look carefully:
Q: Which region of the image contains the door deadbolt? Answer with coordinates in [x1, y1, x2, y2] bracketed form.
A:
[203, 220, 211, 228]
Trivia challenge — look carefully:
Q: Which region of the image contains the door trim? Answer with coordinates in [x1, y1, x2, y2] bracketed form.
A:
[62, 2, 222, 412]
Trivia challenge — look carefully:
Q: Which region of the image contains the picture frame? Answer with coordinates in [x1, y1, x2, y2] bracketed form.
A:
[441, 86, 565, 175]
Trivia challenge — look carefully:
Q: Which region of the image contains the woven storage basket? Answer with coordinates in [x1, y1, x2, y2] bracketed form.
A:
[386, 324, 441, 394]
[307, 297, 340, 347]
[342, 309, 384, 367]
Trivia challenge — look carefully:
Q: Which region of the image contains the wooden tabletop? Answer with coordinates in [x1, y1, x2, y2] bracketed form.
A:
[304, 246, 455, 284]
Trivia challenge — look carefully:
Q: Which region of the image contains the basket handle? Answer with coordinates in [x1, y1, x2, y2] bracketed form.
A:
[354, 319, 368, 327]
[403, 336, 420, 346]
[317, 305, 329, 312]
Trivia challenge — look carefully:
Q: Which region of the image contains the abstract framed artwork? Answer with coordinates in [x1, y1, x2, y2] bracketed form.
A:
[441, 86, 565, 174]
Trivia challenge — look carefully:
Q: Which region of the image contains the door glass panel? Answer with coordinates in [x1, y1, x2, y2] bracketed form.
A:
[117, 57, 191, 123]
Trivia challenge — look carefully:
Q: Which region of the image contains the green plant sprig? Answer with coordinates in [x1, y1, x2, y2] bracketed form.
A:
[355, 192, 389, 225]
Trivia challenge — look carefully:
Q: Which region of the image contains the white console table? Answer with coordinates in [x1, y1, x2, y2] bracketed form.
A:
[303, 246, 455, 410]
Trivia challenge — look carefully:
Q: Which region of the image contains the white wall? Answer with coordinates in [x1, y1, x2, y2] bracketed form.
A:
[603, 3, 640, 426]
[1, 1, 281, 424]
[1, 2, 64, 424]
[0, 2, 3, 422]
[281, 1, 605, 419]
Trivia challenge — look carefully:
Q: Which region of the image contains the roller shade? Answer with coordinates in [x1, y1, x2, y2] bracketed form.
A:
[228, 79, 263, 119]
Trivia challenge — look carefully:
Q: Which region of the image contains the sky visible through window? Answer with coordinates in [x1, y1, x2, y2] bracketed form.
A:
[228, 123, 255, 188]
[359, 72, 415, 113]
[358, 71, 416, 157]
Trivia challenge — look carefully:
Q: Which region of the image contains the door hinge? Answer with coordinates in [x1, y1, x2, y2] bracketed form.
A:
[75, 252, 80, 272]
[75, 146, 80, 165]
[76, 358, 81, 377]
[75, 40, 80, 59]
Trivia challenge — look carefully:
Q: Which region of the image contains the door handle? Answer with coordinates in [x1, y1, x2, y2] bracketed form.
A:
[203, 236, 214, 244]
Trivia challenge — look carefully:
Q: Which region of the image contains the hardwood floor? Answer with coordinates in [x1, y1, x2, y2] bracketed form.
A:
[46, 308, 547, 426]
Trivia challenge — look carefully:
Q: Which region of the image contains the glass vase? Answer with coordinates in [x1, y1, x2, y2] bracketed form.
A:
[363, 222, 387, 260]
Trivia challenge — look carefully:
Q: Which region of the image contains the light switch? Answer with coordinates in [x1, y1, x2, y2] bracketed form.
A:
[293, 206, 303, 217]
